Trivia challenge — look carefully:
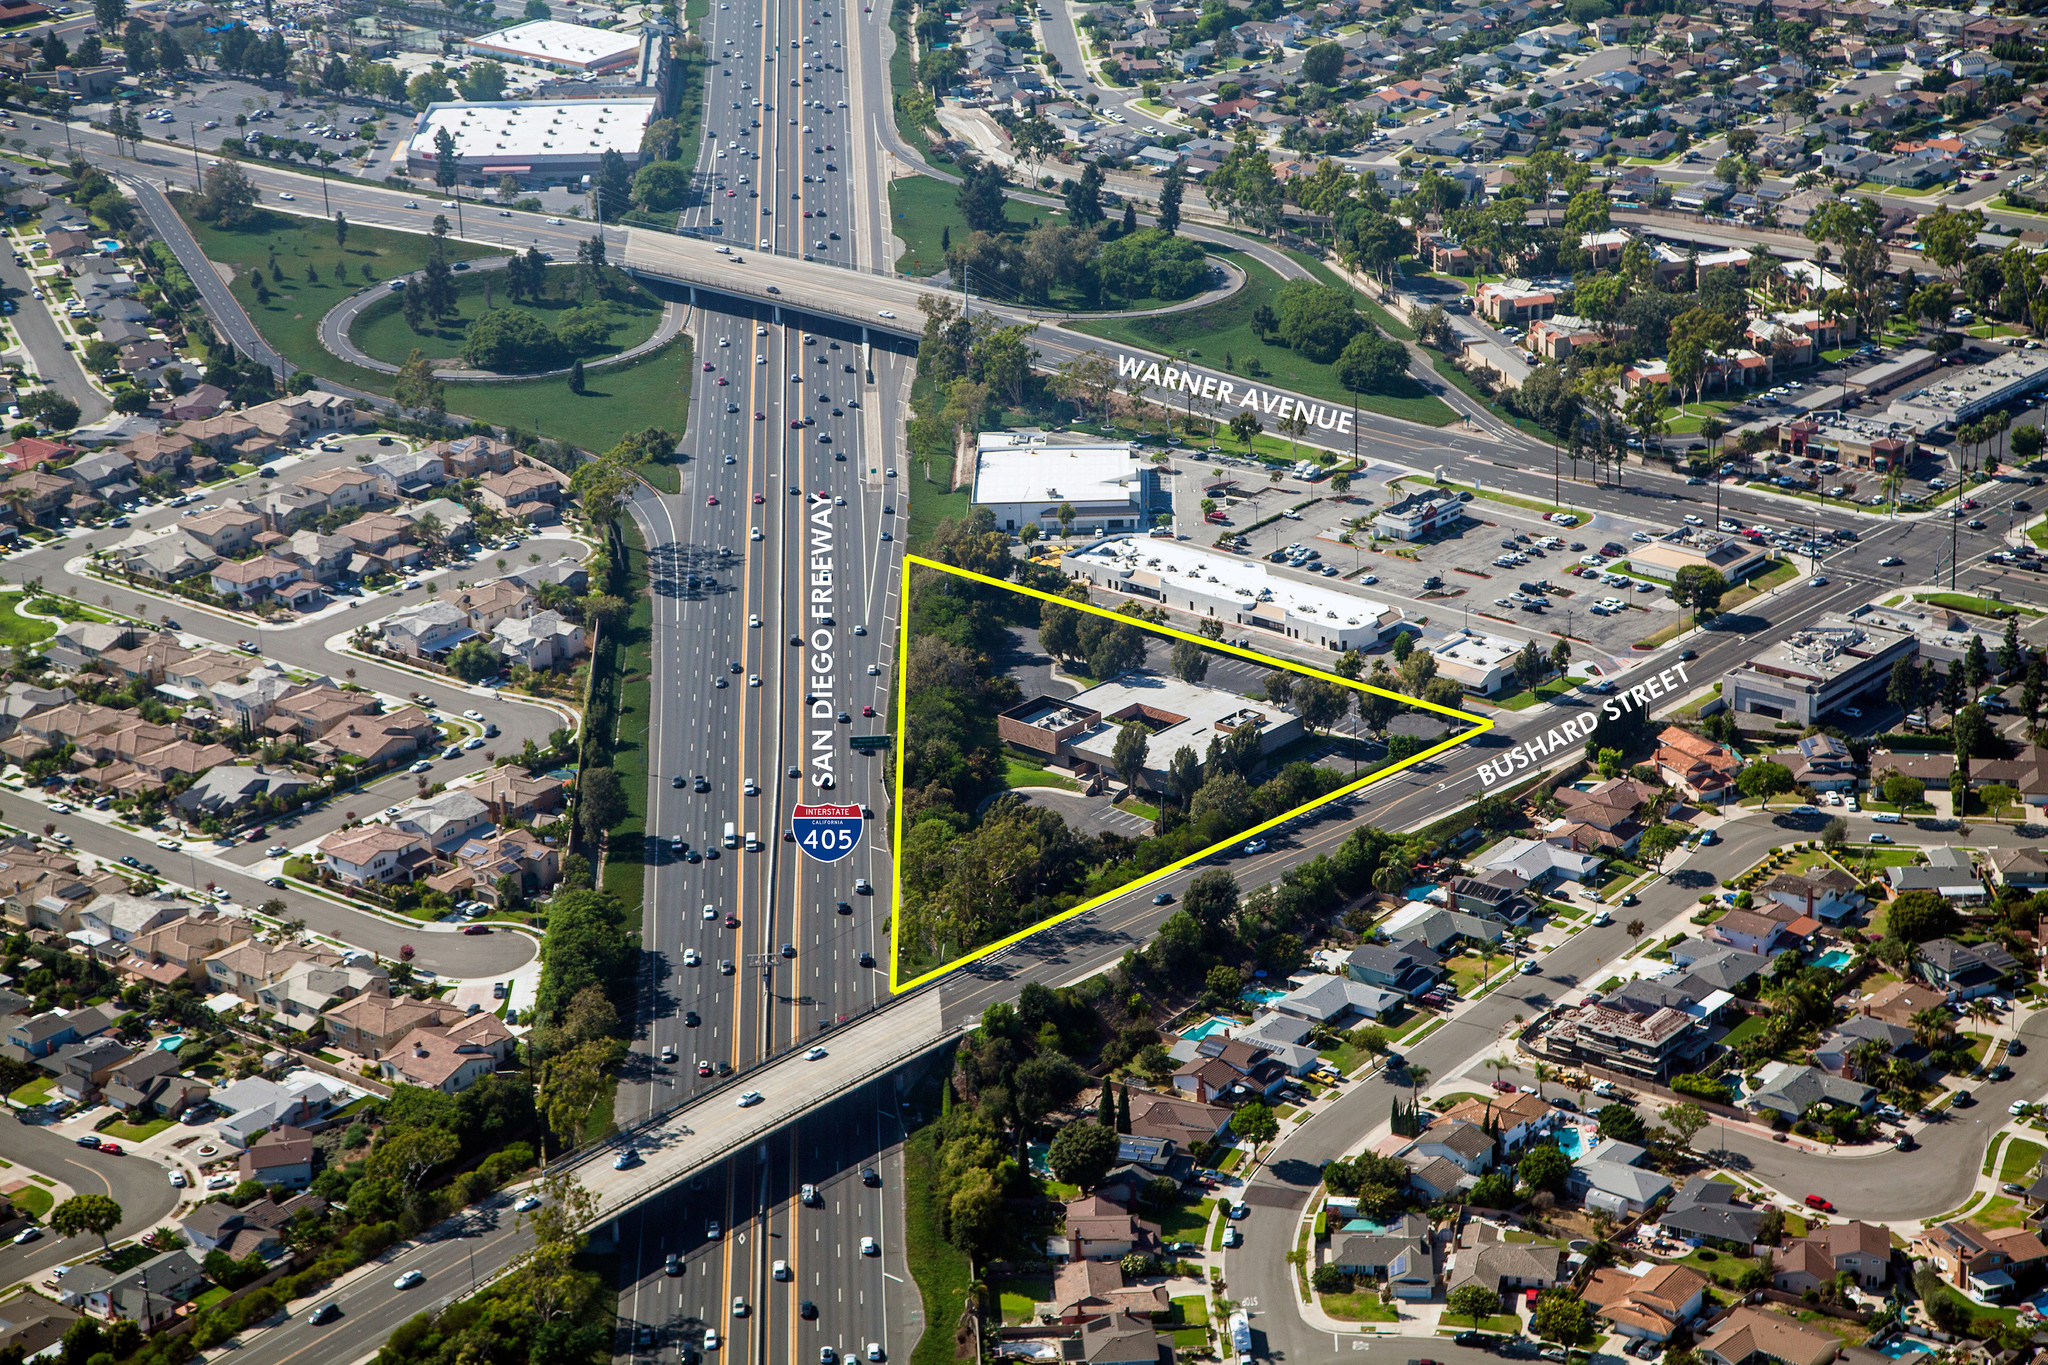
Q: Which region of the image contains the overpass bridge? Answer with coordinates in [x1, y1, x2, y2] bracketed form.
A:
[621, 229, 930, 343]
[553, 990, 952, 1226]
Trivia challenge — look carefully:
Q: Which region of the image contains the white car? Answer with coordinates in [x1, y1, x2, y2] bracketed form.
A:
[1519, 960, 1541, 975]
[804, 1046, 827, 1060]
[463, 709, 484, 721]
[749, 613, 762, 627]
[394, 1270, 424, 1290]
[278, 192, 295, 201]
[860, 1236, 879, 1255]
[684, 948, 700, 967]
[878, 309, 896, 318]
[737, 1090, 764, 1107]
[514, 1194, 543, 1212]
[168, 1169, 187, 1187]
[156, 838, 181, 850]
[546, 216, 565, 225]
[706, 1332, 721, 1351]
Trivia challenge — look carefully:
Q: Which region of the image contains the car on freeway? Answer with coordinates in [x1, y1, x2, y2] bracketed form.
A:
[394, 1270, 425, 1289]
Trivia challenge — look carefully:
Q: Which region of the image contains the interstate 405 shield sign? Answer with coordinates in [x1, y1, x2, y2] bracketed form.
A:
[791, 803, 863, 863]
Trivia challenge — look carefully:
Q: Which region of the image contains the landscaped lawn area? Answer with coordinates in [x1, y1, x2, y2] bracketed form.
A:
[1784, 1310, 1869, 1347]
[1443, 1314, 1522, 1335]
[1445, 953, 1509, 998]
[904, 1118, 977, 1365]
[2001, 1139, 2045, 1183]
[1720, 1014, 1771, 1049]
[1915, 592, 2039, 619]
[348, 264, 663, 367]
[174, 199, 495, 391]
[1677, 1250, 1763, 1289]
[0, 596, 56, 651]
[10, 1185, 51, 1219]
[1495, 678, 1573, 711]
[890, 174, 1045, 277]
[1168, 1296, 1210, 1350]
[1072, 255, 1459, 427]
[7, 1076, 52, 1105]
[1159, 1198, 1217, 1242]
[1319, 1291, 1400, 1321]
[998, 1273, 1053, 1324]
[1004, 756, 1080, 792]
[96, 1114, 176, 1142]
[174, 197, 693, 458]
[1973, 1195, 2028, 1229]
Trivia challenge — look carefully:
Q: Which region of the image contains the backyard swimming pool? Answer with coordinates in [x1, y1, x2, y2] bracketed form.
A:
[1876, 1339, 1933, 1359]
[1552, 1125, 1600, 1161]
[1239, 988, 1284, 1006]
[1181, 1017, 1232, 1041]
[156, 1035, 185, 1052]
[1812, 948, 1853, 971]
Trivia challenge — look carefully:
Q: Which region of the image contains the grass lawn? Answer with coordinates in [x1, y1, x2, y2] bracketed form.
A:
[1004, 756, 1079, 792]
[11, 1186, 51, 1219]
[1443, 1314, 1522, 1335]
[173, 197, 692, 460]
[887, 176, 1196, 312]
[1925, 1280, 2017, 1328]
[1119, 796, 1161, 821]
[1721, 1014, 1770, 1048]
[1320, 1292, 1399, 1321]
[1678, 1250, 1763, 1289]
[1495, 678, 1573, 711]
[174, 200, 495, 390]
[191, 1286, 232, 1312]
[1974, 1195, 2029, 1229]
[7, 1076, 52, 1105]
[2002, 1139, 2045, 1183]
[1915, 592, 2040, 619]
[95, 1114, 175, 1142]
[1171, 1296, 1210, 1329]
[907, 476, 972, 558]
[442, 336, 695, 468]
[1964, 1032, 1993, 1067]
[1394, 475, 1586, 522]
[904, 1118, 977, 1365]
[1159, 1197, 1216, 1242]
[890, 176, 1043, 276]
[1072, 253, 1459, 427]
[348, 264, 663, 367]
[593, 523, 654, 914]
[1446, 954, 1507, 997]
[0, 597, 56, 651]
[1785, 1312, 1868, 1347]
[998, 1273, 1053, 1325]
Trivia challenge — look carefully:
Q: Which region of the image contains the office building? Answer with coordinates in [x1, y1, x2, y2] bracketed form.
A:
[1062, 536, 1401, 652]
[465, 19, 645, 73]
[970, 432, 1158, 535]
[1720, 615, 1916, 725]
[404, 98, 658, 188]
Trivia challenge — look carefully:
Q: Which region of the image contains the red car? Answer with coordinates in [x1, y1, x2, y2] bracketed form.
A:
[724, 914, 741, 928]
[1492, 1079, 1517, 1093]
[1804, 1194, 1835, 1212]
[98, 1143, 122, 1156]
[716, 377, 728, 386]
[697, 1061, 713, 1076]
[706, 495, 720, 506]
[702, 363, 714, 372]
[862, 705, 876, 717]
[753, 493, 765, 504]
[462, 924, 491, 935]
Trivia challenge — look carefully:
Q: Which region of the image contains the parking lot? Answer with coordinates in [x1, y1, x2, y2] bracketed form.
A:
[1190, 457, 1721, 668]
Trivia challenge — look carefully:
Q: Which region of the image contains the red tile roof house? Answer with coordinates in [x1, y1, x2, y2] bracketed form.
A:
[0, 437, 73, 473]
[1656, 726, 1742, 804]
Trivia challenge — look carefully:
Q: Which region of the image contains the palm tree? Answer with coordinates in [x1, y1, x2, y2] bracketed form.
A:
[1404, 1062, 1432, 1107]
[1910, 1005, 1954, 1052]
[1532, 1061, 1552, 1099]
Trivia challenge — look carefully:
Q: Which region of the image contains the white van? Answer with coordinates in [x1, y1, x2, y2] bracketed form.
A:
[1872, 811, 1904, 824]
[723, 822, 739, 849]
[744, 831, 761, 851]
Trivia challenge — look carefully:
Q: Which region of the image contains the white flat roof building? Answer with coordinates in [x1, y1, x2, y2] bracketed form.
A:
[1061, 535, 1401, 653]
[1431, 627, 1521, 695]
[404, 98, 657, 185]
[1886, 349, 2048, 431]
[466, 19, 644, 72]
[970, 431, 1158, 534]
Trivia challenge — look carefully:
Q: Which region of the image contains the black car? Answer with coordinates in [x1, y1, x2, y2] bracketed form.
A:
[694, 776, 710, 792]
[800, 1301, 817, 1320]
[861, 1167, 881, 1186]
[672, 775, 686, 788]
[858, 951, 874, 967]
[1679, 648, 1697, 661]
[716, 1061, 732, 1076]
[837, 901, 852, 915]
[685, 1010, 700, 1027]
[1152, 892, 1174, 905]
